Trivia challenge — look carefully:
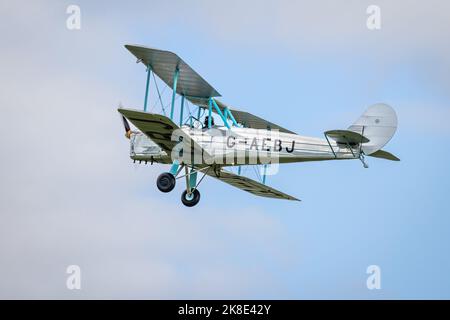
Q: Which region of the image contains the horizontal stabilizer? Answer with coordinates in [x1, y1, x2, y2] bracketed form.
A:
[368, 149, 400, 161]
[206, 168, 300, 201]
[325, 129, 369, 145]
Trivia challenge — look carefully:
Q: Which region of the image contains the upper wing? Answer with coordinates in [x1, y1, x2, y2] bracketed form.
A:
[206, 168, 300, 201]
[125, 45, 220, 99]
[196, 99, 296, 134]
[125, 45, 295, 134]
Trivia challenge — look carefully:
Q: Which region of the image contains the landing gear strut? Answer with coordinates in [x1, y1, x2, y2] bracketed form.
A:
[156, 172, 176, 193]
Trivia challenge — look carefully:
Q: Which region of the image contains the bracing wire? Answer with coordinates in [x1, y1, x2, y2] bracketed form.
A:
[151, 72, 167, 116]
[253, 165, 263, 183]
[184, 99, 194, 125]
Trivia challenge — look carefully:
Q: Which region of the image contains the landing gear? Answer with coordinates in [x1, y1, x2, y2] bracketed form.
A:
[181, 189, 201, 207]
[156, 172, 176, 193]
[156, 165, 209, 207]
[359, 152, 369, 168]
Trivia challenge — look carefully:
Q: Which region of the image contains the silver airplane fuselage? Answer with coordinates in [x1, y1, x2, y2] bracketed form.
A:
[130, 125, 358, 166]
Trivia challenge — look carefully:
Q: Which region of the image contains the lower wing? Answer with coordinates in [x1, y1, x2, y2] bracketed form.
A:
[205, 168, 300, 201]
[118, 108, 204, 156]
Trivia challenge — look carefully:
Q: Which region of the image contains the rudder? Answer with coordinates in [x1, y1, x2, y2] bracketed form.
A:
[348, 103, 398, 155]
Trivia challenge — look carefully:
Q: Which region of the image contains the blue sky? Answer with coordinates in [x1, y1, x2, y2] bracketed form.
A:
[1, 0, 449, 298]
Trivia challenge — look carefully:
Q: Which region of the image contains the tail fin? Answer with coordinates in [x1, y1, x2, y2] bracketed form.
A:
[348, 103, 398, 155]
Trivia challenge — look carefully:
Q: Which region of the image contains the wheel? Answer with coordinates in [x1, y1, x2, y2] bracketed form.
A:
[181, 189, 201, 207]
[156, 172, 176, 193]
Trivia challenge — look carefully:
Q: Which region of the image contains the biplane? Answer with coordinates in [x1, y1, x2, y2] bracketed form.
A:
[119, 45, 399, 207]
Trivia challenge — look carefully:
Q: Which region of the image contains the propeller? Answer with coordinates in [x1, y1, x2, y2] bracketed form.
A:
[121, 115, 132, 139]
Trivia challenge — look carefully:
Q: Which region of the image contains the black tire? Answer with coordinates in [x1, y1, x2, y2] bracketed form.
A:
[181, 189, 201, 207]
[156, 172, 176, 193]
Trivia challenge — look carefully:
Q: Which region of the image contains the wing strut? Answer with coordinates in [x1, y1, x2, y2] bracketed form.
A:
[144, 64, 152, 112]
[170, 68, 179, 121]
